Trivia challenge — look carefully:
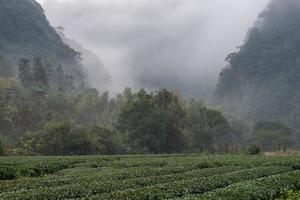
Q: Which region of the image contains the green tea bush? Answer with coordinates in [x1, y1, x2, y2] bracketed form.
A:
[1, 155, 300, 200]
[277, 189, 300, 200]
[182, 171, 300, 200]
[90, 167, 291, 200]
[0, 165, 17, 180]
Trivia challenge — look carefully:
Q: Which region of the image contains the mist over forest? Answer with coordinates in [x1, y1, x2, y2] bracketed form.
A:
[40, 0, 269, 98]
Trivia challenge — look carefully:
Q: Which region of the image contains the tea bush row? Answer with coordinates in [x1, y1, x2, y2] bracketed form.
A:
[181, 170, 300, 200]
[0, 166, 244, 199]
[87, 166, 291, 200]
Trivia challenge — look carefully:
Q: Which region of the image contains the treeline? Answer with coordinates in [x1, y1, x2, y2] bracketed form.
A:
[0, 57, 293, 155]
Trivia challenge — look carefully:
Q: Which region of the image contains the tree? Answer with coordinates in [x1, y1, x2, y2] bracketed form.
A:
[18, 58, 33, 88]
[0, 136, 5, 156]
[153, 89, 186, 153]
[33, 58, 48, 87]
[185, 99, 233, 152]
[17, 132, 40, 155]
[0, 96, 4, 129]
[31, 122, 94, 155]
[90, 125, 126, 155]
[0, 56, 13, 78]
[0, 77, 35, 139]
[117, 89, 186, 154]
[228, 117, 251, 147]
[76, 88, 104, 125]
[246, 144, 262, 155]
[251, 121, 291, 151]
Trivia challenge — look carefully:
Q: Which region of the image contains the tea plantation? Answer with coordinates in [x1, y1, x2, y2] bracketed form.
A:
[0, 155, 300, 200]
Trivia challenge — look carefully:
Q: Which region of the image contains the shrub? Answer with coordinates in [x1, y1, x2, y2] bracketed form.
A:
[187, 171, 300, 200]
[0, 166, 17, 180]
[246, 144, 262, 155]
[90, 125, 127, 155]
[277, 189, 300, 200]
[0, 136, 5, 156]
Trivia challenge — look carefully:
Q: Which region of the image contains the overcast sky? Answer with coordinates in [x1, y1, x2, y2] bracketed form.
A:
[37, 0, 270, 98]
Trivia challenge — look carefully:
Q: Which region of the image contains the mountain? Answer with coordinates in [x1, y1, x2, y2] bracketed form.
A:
[0, 0, 85, 84]
[215, 0, 300, 133]
[56, 28, 112, 92]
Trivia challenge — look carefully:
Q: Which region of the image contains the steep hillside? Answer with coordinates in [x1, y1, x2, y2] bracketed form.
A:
[57, 28, 112, 92]
[0, 0, 85, 84]
[215, 0, 300, 132]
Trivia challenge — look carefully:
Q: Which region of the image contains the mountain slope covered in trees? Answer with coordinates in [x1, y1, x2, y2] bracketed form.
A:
[215, 0, 300, 141]
[0, 0, 85, 84]
[56, 28, 112, 92]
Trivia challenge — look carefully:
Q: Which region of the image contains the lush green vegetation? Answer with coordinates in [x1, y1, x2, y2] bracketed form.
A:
[277, 190, 300, 200]
[0, 0, 86, 88]
[0, 55, 240, 156]
[0, 57, 236, 155]
[215, 0, 300, 147]
[0, 0, 79, 63]
[0, 155, 299, 199]
[251, 122, 291, 152]
[0, 55, 296, 155]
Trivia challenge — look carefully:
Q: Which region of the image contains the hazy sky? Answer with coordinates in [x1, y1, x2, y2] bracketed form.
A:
[37, 0, 270, 98]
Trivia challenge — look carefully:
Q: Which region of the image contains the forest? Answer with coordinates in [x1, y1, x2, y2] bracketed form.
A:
[215, 0, 300, 147]
[0, 57, 231, 155]
[0, 56, 294, 156]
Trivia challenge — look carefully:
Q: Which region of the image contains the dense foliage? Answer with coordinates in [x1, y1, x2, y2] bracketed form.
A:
[277, 190, 300, 200]
[0, 0, 85, 86]
[117, 89, 186, 154]
[251, 122, 291, 151]
[0, 57, 236, 155]
[185, 100, 234, 152]
[215, 0, 300, 147]
[245, 144, 262, 155]
[0, 155, 300, 199]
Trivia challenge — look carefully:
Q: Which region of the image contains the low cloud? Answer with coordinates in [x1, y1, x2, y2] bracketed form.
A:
[41, 0, 270, 98]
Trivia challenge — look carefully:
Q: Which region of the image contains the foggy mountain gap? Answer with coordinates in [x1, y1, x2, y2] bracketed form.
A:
[39, 0, 270, 99]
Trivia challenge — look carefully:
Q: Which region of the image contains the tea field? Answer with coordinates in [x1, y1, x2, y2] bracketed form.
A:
[0, 155, 300, 200]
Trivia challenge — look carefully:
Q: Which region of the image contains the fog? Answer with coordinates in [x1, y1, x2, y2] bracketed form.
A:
[38, 0, 270, 98]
